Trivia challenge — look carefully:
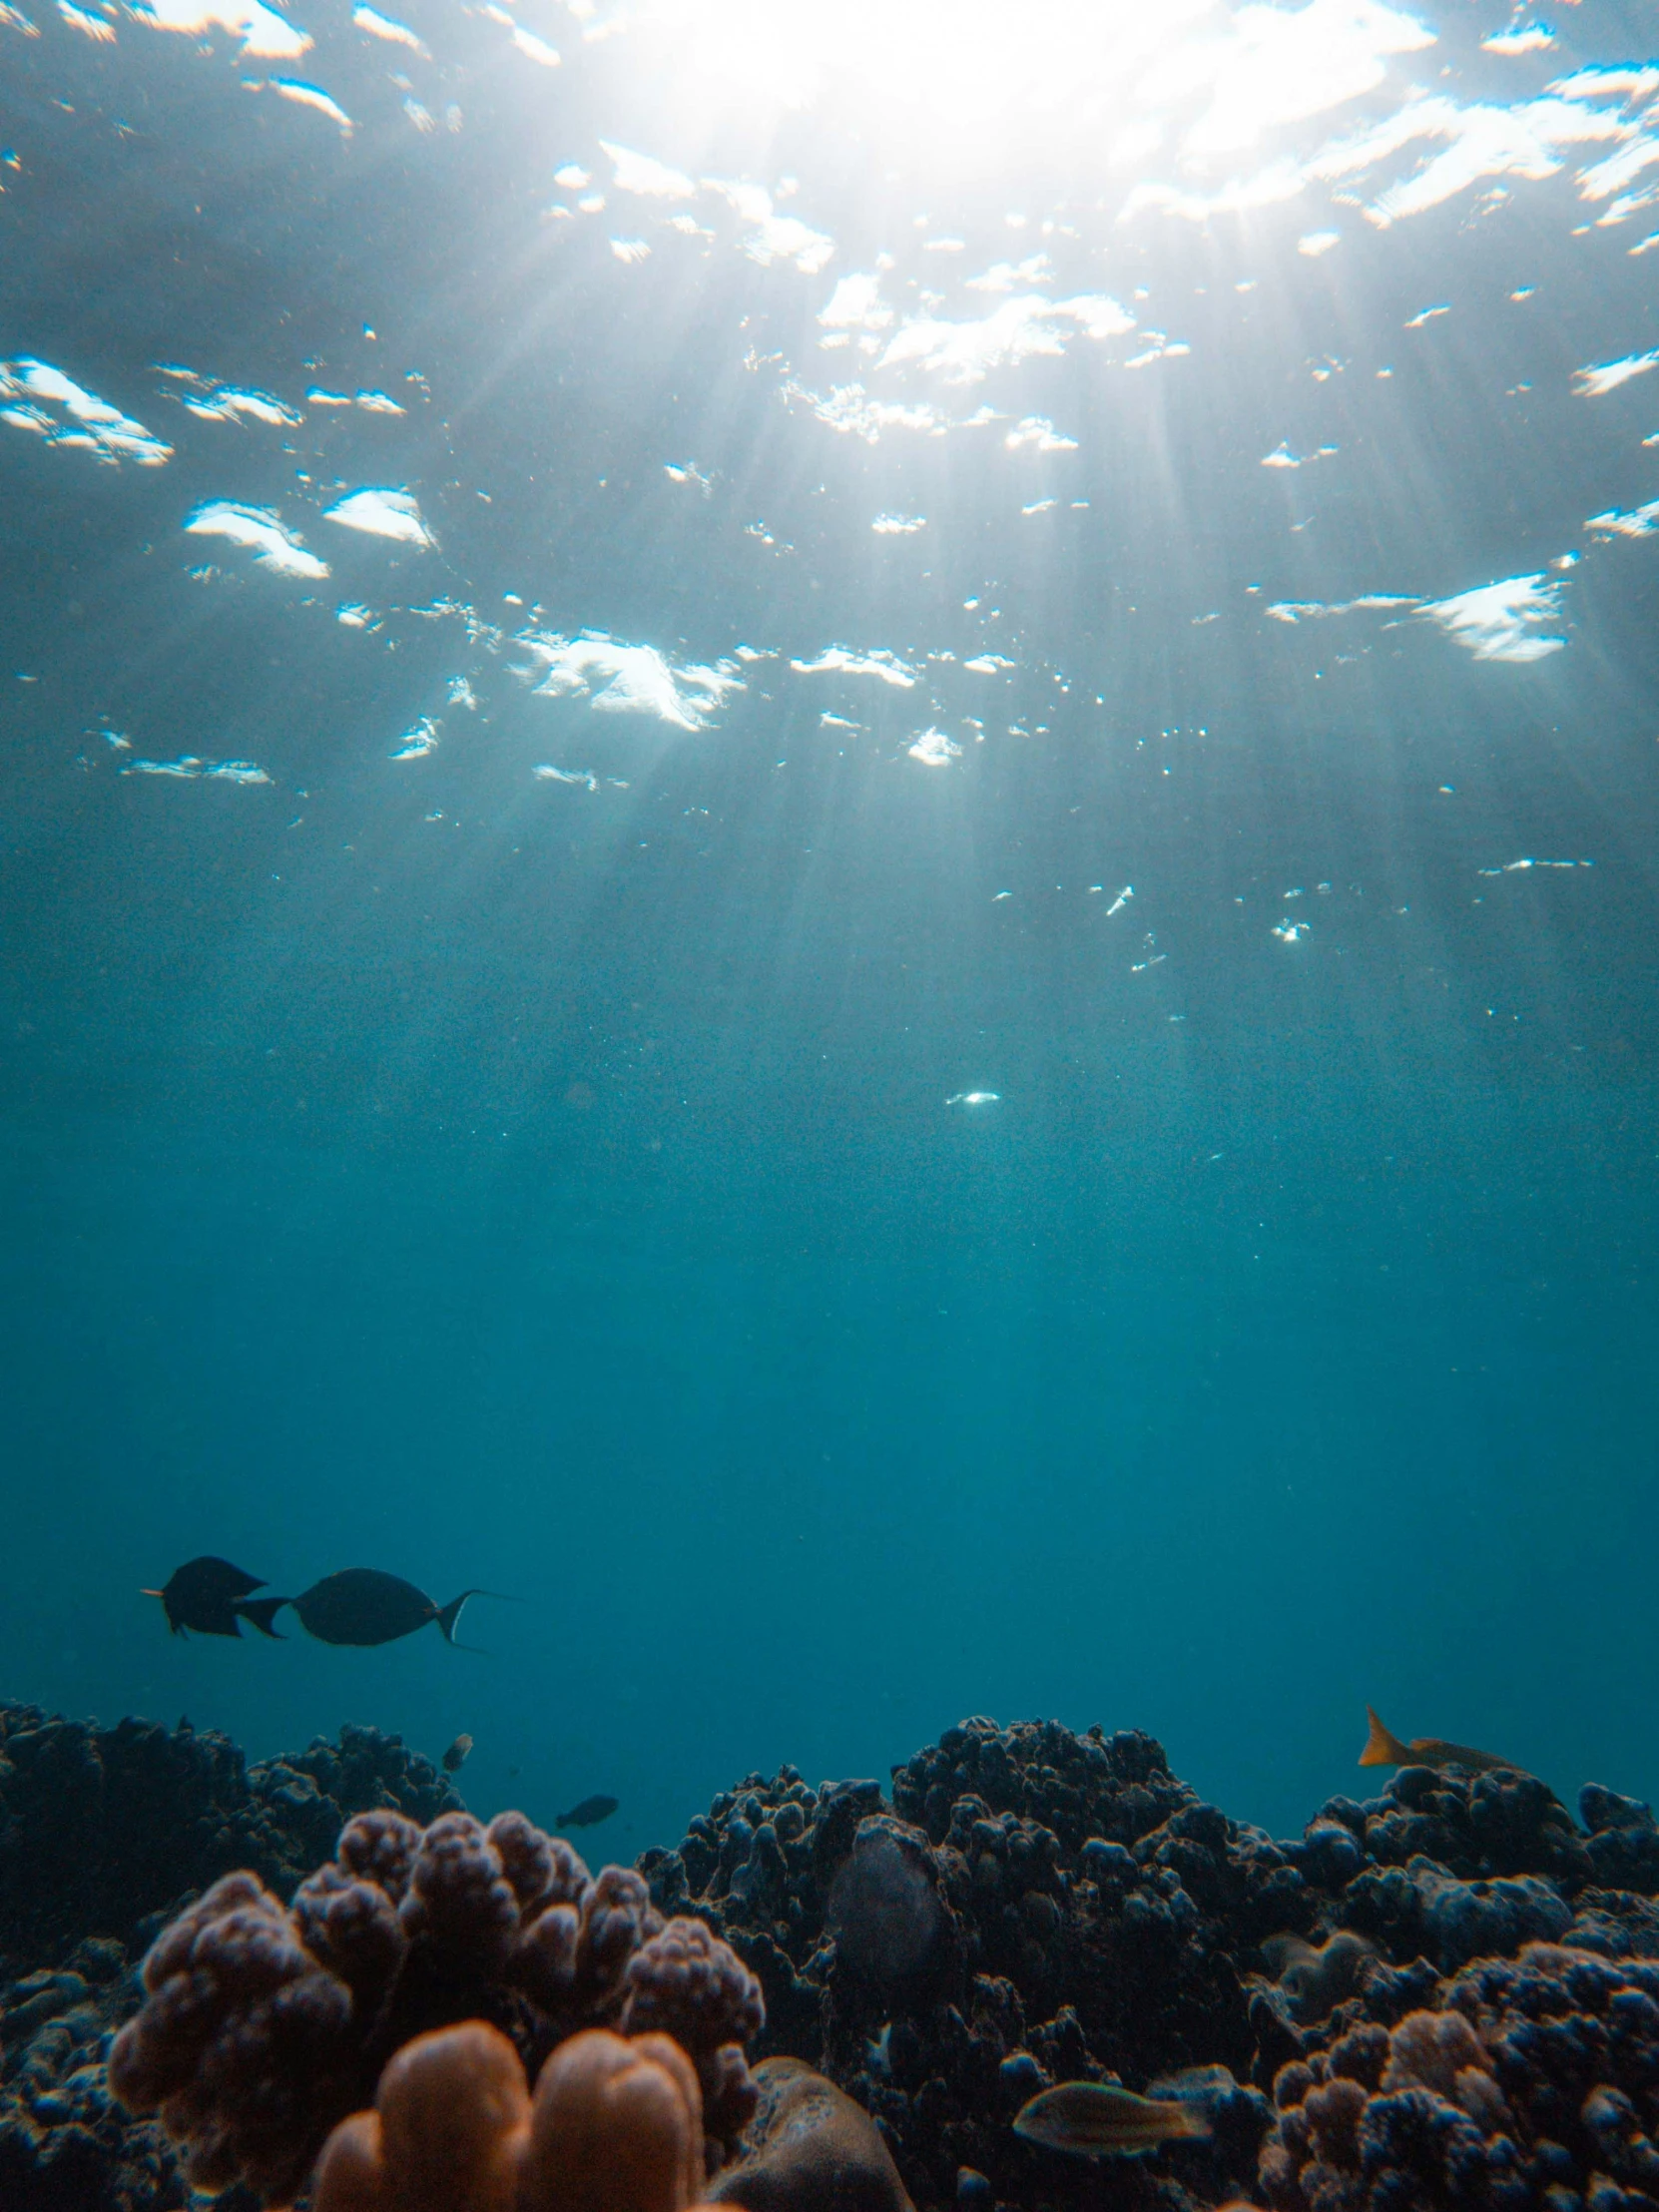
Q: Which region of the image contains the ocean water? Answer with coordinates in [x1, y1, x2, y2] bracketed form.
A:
[2, 0, 1657, 1868]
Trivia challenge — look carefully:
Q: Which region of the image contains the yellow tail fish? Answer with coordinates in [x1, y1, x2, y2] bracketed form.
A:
[1360, 1706, 1527, 1777]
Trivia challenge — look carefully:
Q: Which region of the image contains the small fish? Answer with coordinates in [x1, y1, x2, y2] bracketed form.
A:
[1013, 2082, 1211, 2157]
[556, 1793, 619, 1829]
[238, 1568, 503, 1648]
[1360, 1706, 1528, 1778]
[143, 1556, 282, 1640]
[442, 1733, 473, 1773]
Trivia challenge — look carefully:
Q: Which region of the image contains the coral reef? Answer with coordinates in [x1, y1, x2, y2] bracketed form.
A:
[309, 2030, 899, 2212]
[108, 1806, 763, 2204]
[0, 1701, 461, 2212]
[312, 2022, 713, 2212]
[1260, 1942, 1659, 2210]
[0, 1938, 203, 2212]
[0, 1700, 460, 1976]
[643, 1723, 1659, 2212]
[640, 1720, 1288, 2211]
[9, 1697, 1659, 2212]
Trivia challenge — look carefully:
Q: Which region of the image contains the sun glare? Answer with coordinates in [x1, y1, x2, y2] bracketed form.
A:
[631, 0, 1435, 182]
[636, 0, 1218, 165]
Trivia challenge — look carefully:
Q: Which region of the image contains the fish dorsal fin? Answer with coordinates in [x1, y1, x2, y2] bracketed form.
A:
[1360, 1706, 1411, 1768]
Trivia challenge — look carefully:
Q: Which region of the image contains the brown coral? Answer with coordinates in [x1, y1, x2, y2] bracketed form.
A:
[105, 1869, 354, 2200]
[311, 2023, 715, 2212]
[109, 1808, 764, 2205]
[1258, 1949, 1646, 2211]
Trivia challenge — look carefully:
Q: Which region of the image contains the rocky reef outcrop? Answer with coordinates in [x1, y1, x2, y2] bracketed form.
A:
[640, 1719, 1283, 2210]
[7, 1698, 1659, 2212]
[0, 1701, 462, 2210]
[641, 1717, 1659, 2212]
[0, 1700, 460, 1978]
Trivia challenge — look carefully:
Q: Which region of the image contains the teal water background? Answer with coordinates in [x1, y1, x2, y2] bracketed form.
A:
[2, 0, 1657, 1859]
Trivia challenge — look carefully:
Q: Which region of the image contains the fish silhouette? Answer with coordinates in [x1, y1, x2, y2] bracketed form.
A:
[556, 1794, 619, 1829]
[238, 1568, 499, 1648]
[1013, 2081, 1211, 2156]
[143, 1557, 283, 1640]
[442, 1733, 473, 1772]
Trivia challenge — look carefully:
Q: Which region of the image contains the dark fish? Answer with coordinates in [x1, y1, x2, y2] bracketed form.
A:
[556, 1794, 618, 1829]
[1013, 2082, 1211, 2156]
[143, 1556, 282, 1640]
[1360, 1706, 1529, 1779]
[442, 1733, 473, 1773]
[238, 1568, 497, 1648]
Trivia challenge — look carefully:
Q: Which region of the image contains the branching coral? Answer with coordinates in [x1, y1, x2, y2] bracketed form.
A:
[109, 1808, 763, 2205]
[312, 2024, 712, 2212]
[1260, 1942, 1659, 2209]
[139, 1871, 354, 2193]
[1262, 2010, 1522, 2211]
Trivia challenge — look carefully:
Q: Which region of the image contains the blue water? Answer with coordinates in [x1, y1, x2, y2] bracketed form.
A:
[2, 0, 1657, 1862]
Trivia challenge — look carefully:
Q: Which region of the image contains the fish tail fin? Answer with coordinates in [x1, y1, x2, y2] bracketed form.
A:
[235, 1597, 289, 1639]
[1360, 1705, 1412, 1768]
[436, 1590, 485, 1646]
[435, 1589, 516, 1647]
